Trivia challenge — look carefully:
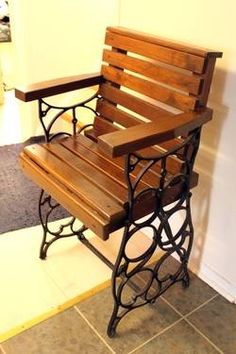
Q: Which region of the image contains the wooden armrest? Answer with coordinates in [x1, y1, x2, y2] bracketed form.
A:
[98, 109, 212, 157]
[15, 72, 104, 102]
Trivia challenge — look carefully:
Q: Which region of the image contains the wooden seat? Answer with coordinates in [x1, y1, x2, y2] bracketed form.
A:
[21, 133, 199, 240]
[15, 27, 222, 337]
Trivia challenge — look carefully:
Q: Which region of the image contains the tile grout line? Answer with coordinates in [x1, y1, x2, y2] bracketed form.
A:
[160, 293, 219, 319]
[184, 294, 219, 318]
[129, 294, 222, 354]
[184, 318, 224, 354]
[127, 318, 183, 354]
[161, 294, 224, 354]
[74, 306, 116, 354]
[160, 295, 185, 317]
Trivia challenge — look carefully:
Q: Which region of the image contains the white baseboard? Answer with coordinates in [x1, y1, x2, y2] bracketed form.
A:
[189, 260, 236, 303]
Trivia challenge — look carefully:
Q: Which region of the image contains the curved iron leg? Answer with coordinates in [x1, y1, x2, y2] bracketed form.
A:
[107, 194, 194, 337]
[38, 189, 86, 259]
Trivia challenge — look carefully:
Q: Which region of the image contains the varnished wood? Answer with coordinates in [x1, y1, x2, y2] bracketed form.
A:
[15, 73, 103, 102]
[16, 26, 221, 241]
[105, 31, 206, 74]
[99, 83, 174, 121]
[20, 153, 114, 239]
[97, 100, 144, 127]
[20, 133, 199, 240]
[103, 49, 202, 95]
[107, 27, 223, 59]
[102, 65, 197, 111]
[98, 109, 212, 157]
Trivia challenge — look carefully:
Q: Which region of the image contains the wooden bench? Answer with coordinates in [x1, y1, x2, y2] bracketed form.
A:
[15, 27, 222, 337]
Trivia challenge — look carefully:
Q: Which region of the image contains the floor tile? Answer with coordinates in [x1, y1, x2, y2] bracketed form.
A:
[160, 256, 217, 315]
[77, 287, 180, 353]
[188, 295, 236, 354]
[2, 308, 112, 354]
[0, 227, 66, 336]
[133, 319, 219, 353]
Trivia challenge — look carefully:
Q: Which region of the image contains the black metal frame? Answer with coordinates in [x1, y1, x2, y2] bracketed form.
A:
[35, 93, 201, 337]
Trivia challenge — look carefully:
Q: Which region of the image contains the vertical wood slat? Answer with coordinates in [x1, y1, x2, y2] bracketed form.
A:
[197, 55, 217, 108]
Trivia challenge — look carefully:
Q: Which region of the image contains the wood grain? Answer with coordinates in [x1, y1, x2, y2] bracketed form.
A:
[15, 73, 103, 102]
[102, 65, 197, 111]
[98, 109, 212, 157]
[105, 31, 206, 74]
[103, 49, 202, 95]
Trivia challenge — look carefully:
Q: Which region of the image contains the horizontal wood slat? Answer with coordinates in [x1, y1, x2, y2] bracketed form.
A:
[103, 49, 202, 95]
[98, 109, 212, 157]
[20, 153, 114, 239]
[24, 144, 124, 222]
[102, 65, 197, 111]
[107, 27, 223, 59]
[97, 100, 143, 127]
[15, 73, 103, 102]
[88, 118, 184, 175]
[62, 134, 160, 188]
[44, 143, 128, 205]
[99, 83, 174, 121]
[105, 31, 205, 74]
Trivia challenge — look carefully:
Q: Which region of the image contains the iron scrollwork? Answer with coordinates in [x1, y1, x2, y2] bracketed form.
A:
[38, 92, 99, 142]
[36, 90, 202, 337]
[107, 128, 201, 337]
[37, 92, 99, 259]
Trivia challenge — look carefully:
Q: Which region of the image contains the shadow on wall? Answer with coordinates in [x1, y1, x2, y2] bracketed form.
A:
[190, 66, 229, 271]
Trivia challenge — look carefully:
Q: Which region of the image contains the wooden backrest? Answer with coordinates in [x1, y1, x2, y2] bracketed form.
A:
[92, 27, 222, 138]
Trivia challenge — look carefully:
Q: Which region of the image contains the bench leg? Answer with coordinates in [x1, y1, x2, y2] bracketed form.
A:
[107, 193, 193, 337]
[38, 189, 87, 259]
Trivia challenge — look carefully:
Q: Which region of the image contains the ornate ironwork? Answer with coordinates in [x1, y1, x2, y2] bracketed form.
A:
[107, 128, 201, 337]
[37, 91, 100, 259]
[38, 190, 86, 259]
[35, 88, 202, 337]
[38, 91, 99, 142]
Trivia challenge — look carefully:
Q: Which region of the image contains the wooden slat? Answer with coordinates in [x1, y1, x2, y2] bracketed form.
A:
[102, 65, 197, 111]
[20, 153, 114, 239]
[44, 143, 128, 205]
[103, 49, 202, 95]
[62, 134, 160, 188]
[20, 135, 199, 239]
[105, 31, 205, 74]
[82, 126, 183, 176]
[97, 100, 143, 127]
[62, 135, 200, 212]
[93, 112, 183, 174]
[107, 27, 223, 59]
[98, 109, 212, 157]
[99, 83, 174, 121]
[24, 144, 124, 222]
[15, 73, 103, 102]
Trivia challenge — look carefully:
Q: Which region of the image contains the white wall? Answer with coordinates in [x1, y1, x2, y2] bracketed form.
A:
[9, 0, 119, 140]
[120, 0, 236, 302]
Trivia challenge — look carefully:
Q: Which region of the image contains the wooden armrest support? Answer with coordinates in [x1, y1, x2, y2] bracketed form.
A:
[98, 108, 212, 157]
[15, 72, 104, 102]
